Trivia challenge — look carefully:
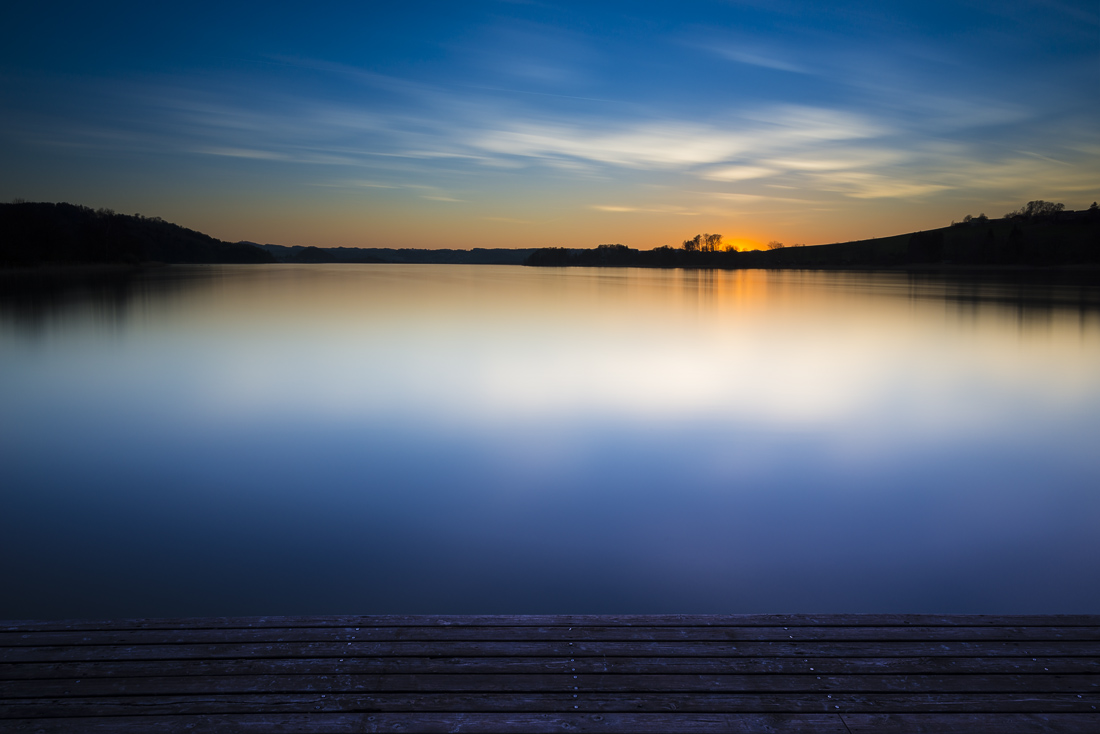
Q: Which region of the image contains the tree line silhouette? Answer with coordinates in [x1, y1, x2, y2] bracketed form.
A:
[1, 201, 275, 266]
[4, 198, 1098, 272]
[527, 202, 1100, 269]
[682, 233, 728, 252]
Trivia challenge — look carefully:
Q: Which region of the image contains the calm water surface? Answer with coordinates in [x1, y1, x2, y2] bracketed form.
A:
[2, 264, 1099, 618]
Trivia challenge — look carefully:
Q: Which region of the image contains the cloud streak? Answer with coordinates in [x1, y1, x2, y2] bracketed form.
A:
[9, 63, 1096, 211]
[2, 1, 1097, 246]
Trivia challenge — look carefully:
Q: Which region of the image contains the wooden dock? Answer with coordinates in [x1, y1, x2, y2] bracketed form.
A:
[2, 614, 1098, 732]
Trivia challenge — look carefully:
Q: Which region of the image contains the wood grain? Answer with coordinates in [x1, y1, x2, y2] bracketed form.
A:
[2, 615, 1097, 733]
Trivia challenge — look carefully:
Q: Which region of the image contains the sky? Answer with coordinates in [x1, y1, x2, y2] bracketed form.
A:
[2, 1, 1098, 250]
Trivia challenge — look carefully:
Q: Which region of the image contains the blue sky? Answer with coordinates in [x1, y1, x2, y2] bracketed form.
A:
[2, 1, 1097, 249]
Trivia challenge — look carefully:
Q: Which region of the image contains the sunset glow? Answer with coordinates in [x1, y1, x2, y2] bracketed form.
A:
[2, 2, 1098, 248]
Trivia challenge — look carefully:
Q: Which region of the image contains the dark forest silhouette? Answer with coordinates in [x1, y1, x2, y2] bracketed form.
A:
[3, 199, 1098, 272]
[0, 202, 539, 267]
[0, 202, 275, 266]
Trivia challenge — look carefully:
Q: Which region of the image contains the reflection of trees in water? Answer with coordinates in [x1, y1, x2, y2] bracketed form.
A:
[0, 267, 198, 337]
[3, 266, 1098, 338]
[673, 268, 718, 314]
[907, 272, 1100, 334]
[908, 272, 1100, 314]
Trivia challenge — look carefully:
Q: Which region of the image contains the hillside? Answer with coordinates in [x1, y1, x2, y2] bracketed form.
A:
[6, 200, 1097, 272]
[740, 209, 1100, 269]
[526, 209, 1100, 271]
[0, 202, 275, 266]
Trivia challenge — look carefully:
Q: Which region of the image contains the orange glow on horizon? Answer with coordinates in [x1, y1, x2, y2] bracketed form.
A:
[727, 238, 765, 252]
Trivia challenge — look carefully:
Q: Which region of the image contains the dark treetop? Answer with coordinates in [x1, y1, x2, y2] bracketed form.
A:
[0, 202, 275, 266]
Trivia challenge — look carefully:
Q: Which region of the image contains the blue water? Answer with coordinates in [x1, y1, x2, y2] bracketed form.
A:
[2, 265, 1099, 618]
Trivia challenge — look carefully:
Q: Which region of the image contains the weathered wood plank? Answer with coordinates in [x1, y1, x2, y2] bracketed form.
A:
[0, 712, 854, 733]
[4, 625, 1097, 647]
[5, 655, 1096, 680]
[2, 616, 1096, 730]
[7, 712, 1099, 733]
[4, 673, 1097, 698]
[5, 614, 1099, 633]
[3, 692, 1098, 718]
[4, 639, 1098, 663]
[843, 713, 1100, 733]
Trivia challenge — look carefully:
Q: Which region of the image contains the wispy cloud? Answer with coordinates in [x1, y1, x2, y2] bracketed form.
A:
[470, 106, 883, 171]
[710, 192, 818, 204]
[707, 46, 809, 74]
[811, 172, 953, 200]
[14, 68, 1093, 212]
[4, 0, 1097, 243]
[702, 166, 777, 181]
[195, 147, 289, 160]
[39, 73, 1084, 210]
[591, 204, 700, 215]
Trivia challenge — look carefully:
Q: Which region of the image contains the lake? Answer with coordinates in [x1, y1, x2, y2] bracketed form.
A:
[2, 264, 1099, 619]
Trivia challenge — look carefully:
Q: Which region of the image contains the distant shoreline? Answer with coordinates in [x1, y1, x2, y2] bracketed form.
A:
[4, 200, 1099, 274]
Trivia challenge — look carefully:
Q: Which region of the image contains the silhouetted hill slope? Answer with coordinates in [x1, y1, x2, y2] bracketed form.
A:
[1, 202, 275, 266]
[526, 210, 1100, 270]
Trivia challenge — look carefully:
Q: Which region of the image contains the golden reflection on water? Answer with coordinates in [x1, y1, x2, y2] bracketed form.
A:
[4, 266, 1100, 412]
[19, 264, 1082, 440]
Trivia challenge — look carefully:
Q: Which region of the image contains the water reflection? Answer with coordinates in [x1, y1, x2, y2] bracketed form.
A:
[0, 266, 213, 339]
[4, 265, 1099, 335]
[1, 265, 1099, 618]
